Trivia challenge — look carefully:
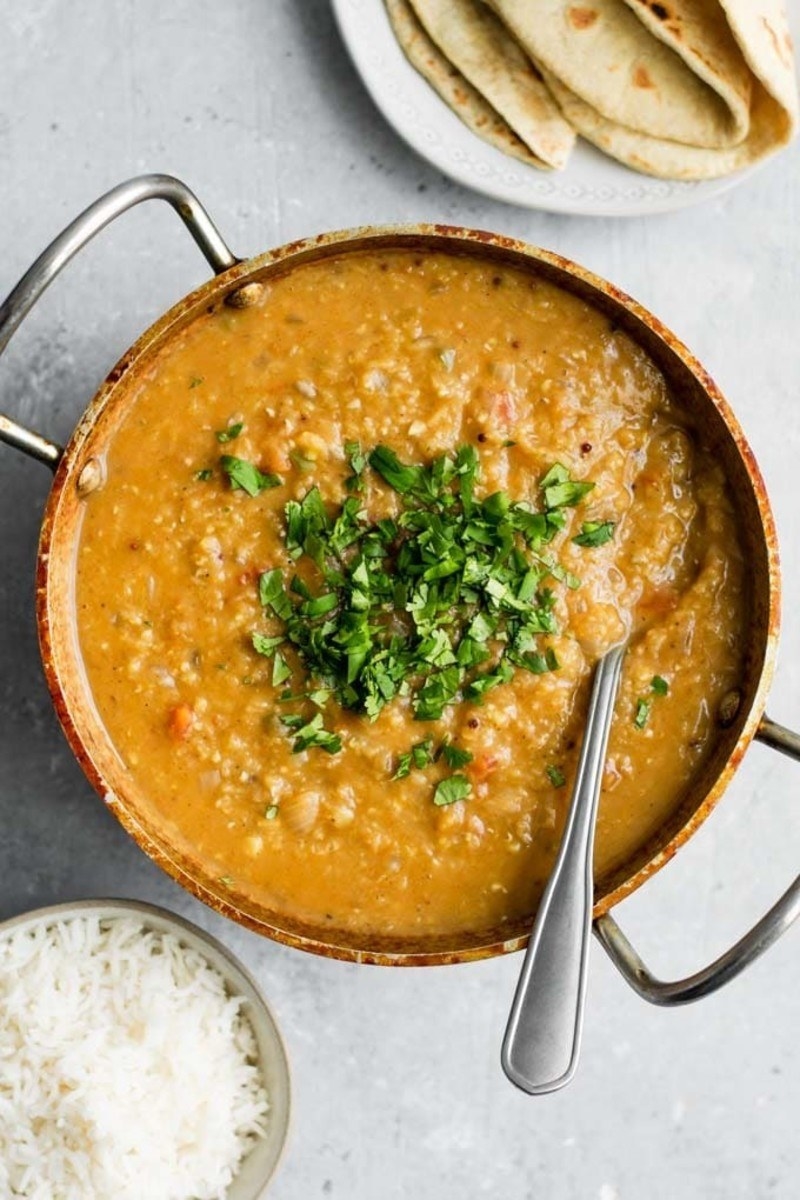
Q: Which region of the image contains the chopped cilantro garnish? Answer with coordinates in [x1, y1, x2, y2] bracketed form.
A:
[258, 569, 292, 620]
[540, 462, 595, 509]
[433, 774, 472, 806]
[393, 738, 435, 779]
[540, 463, 569, 488]
[467, 612, 496, 643]
[346, 441, 367, 474]
[344, 441, 368, 492]
[440, 741, 473, 769]
[216, 422, 244, 443]
[544, 480, 595, 508]
[392, 753, 412, 780]
[414, 666, 462, 721]
[251, 632, 285, 657]
[635, 678, 667, 725]
[242, 444, 603, 778]
[368, 445, 426, 495]
[546, 765, 566, 788]
[412, 739, 435, 768]
[300, 592, 338, 618]
[189, 376, 204, 389]
[265, 804, 279, 820]
[572, 520, 615, 548]
[194, 468, 213, 481]
[272, 652, 292, 687]
[289, 448, 315, 474]
[465, 659, 514, 702]
[220, 455, 282, 497]
[279, 713, 305, 730]
[291, 712, 342, 755]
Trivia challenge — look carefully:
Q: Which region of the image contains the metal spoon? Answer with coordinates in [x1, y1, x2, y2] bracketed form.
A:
[501, 642, 627, 1095]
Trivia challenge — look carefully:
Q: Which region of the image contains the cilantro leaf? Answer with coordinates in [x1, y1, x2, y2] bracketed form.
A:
[346, 441, 368, 475]
[392, 751, 413, 780]
[345, 440, 368, 492]
[546, 765, 566, 788]
[291, 712, 342, 755]
[465, 659, 514, 702]
[216, 422, 244, 443]
[539, 463, 569, 489]
[289, 449, 315, 474]
[369, 445, 426, 495]
[299, 592, 339, 618]
[220, 455, 282, 496]
[544, 479, 595, 509]
[433, 775, 472, 806]
[413, 738, 435, 768]
[279, 714, 304, 730]
[572, 521, 615, 548]
[251, 633, 285, 657]
[393, 737, 436, 779]
[440, 741, 473, 769]
[414, 666, 462, 721]
[634, 698, 651, 729]
[272, 651, 292, 687]
[258, 569, 292, 620]
[540, 463, 595, 509]
[652, 675, 669, 696]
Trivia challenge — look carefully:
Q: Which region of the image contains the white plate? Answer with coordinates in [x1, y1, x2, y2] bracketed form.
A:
[332, 0, 757, 217]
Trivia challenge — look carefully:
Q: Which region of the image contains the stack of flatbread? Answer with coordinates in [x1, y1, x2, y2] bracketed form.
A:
[385, 0, 798, 179]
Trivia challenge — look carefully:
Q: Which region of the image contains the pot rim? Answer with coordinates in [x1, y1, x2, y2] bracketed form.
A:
[34, 222, 781, 965]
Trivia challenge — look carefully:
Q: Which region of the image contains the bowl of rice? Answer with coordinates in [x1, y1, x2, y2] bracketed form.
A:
[0, 898, 291, 1200]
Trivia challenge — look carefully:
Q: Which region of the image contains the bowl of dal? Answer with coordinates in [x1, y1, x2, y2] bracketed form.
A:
[0, 175, 797, 1003]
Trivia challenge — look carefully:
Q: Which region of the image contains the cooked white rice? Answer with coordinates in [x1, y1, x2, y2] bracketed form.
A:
[0, 915, 270, 1200]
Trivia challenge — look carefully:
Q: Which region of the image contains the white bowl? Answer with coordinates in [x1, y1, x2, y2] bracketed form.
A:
[0, 898, 291, 1199]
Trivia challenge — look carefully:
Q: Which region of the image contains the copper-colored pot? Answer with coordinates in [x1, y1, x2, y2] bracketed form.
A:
[1, 176, 798, 999]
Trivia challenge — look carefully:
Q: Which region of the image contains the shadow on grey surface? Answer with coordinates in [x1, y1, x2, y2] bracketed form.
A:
[0, 445, 169, 923]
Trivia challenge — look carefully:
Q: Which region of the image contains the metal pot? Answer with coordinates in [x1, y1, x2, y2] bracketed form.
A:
[1, 174, 798, 1000]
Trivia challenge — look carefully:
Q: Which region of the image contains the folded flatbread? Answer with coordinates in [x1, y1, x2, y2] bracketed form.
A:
[621, 0, 754, 126]
[628, 0, 796, 126]
[384, 0, 558, 169]
[537, 1, 797, 179]
[386, 0, 798, 181]
[487, 0, 754, 149]
[541, 69, 791, 179]
[407, 0, 575, 169]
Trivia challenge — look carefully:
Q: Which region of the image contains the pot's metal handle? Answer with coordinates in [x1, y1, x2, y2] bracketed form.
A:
[0, 173, 238, 471]
[595, 715, 800, 1005]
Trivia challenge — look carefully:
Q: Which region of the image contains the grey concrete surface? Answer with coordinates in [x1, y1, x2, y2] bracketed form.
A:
[1, 3, 799, 1197]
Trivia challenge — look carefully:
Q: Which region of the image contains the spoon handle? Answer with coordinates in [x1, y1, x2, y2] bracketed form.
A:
[501, 644, 626, 1095]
